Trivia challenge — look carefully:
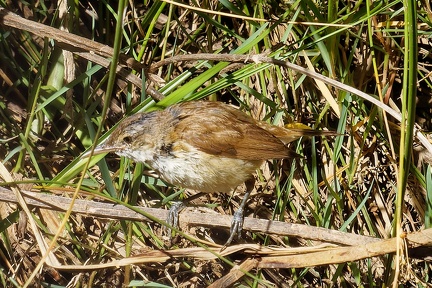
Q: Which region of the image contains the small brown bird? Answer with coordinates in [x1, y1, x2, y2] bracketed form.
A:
[86, 101, 334, 244]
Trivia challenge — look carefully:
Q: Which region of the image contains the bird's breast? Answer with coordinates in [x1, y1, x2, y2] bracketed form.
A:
[151, 143, 262, 192]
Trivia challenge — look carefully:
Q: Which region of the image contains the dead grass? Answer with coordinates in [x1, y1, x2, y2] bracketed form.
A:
[0, 0, 431, 287]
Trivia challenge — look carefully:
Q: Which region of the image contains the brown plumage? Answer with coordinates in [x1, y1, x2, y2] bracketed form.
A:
[91, 101, 335, 192]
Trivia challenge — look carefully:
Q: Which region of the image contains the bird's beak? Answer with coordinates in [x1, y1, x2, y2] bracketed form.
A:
[81, 142, 116, 159]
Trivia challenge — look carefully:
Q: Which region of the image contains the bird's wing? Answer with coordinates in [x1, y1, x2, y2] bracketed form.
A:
[169, 101, 297, 160]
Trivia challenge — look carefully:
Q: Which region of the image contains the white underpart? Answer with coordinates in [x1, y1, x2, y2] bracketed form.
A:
[117, 143, 260, 193]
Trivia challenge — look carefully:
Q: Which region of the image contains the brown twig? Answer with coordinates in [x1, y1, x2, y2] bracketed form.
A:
[209, 229, 432, 287]
[0, 186, 378, 246]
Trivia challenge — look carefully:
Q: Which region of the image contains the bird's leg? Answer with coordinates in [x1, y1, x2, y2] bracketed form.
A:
[223, 190, 252, 247]
[223, 177, 255, 248]
[165, 192, 206, 239]
[166, 201, 185, 237]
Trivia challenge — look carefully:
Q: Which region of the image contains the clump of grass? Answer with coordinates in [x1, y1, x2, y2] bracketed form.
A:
[0, 0, 431, 287]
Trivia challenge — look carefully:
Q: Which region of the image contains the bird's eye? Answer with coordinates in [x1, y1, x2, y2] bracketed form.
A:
[123, 136, 132, 144]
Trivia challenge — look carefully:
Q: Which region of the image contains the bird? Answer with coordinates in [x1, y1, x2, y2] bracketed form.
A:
[84, 100, 335, 245]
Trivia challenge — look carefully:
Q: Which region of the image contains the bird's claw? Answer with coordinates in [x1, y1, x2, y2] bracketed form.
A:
[166, 201, 185, 238]
[221, 206, 245, 250]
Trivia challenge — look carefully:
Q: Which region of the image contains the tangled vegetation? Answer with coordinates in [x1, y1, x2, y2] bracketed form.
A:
[0, 0, 431, 287]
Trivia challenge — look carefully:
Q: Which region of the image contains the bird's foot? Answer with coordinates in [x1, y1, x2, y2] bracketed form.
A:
[165, 201, 186, 243]
[221, 206, 245, 250]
